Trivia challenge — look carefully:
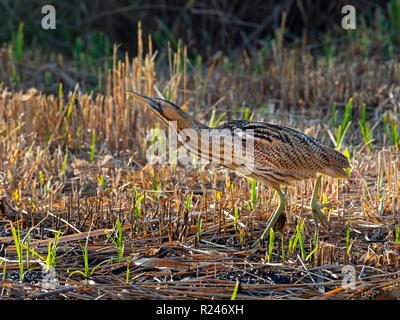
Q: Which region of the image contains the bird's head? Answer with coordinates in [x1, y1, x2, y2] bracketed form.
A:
[126, 90, 193, 129]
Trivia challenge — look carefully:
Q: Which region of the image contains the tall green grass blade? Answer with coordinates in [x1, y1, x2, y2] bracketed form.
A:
[126, 265, 130, 284]
[251, 179, 257, 207]
[11, 224, 24, 281]
[15, 22, 24, 61]
[212, 112, 226, 127]
[396, 227, 400, 244]
[297, 221, 305, 260]
[268, 228, 274, 263]
[62, 148, 68, 177]
[390, 115, 399, 149]
[209, 109, 216, 127]
[90, 130, 96, 163]
[58, 83, 63, 111]
[306, 246, 318, 261]
[362, 103, 366, 128]
[197, 217, 202, 240]
[234, 207, 239, 232]
[342, 98, 353, 129]
[186, 194, 192, 211]
[336, 122, 351, 150]
[243, 108, 250, 121]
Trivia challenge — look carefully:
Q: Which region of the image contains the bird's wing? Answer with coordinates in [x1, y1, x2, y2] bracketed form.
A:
[229, 122, 331, 180]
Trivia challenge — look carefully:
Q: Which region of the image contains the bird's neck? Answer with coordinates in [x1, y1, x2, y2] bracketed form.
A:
[168, 108, 209, 132]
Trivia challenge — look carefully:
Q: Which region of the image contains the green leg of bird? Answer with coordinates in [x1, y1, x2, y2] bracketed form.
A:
[250, 188, 287, 250]
[311, 174, 332, 230]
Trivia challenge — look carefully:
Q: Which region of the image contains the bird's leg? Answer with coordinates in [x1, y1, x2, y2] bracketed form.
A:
[251, 188, 287, 250]
[311, 174, 332, 230]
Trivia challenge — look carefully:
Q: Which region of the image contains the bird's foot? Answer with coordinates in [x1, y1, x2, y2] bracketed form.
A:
[248, 219, 274, 251]
[246, 189, 287, 252]
[311, 199, 332, 230]
[249, 210, 287, 251]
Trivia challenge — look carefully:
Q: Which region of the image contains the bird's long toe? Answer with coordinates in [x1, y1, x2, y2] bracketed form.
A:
[311, 200, 332, 230]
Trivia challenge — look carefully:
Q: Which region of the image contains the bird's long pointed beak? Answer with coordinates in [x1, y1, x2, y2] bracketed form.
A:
[126, 90, 161, 112]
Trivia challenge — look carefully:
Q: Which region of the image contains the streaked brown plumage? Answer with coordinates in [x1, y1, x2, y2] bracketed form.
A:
[127, 91, 350, 249]
[215, 120, 349, 187]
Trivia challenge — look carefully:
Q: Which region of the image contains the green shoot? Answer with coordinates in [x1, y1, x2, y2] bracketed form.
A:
[267, 228, 274, 263]
[251, 179, 257, 208]
[378, 170, 384, 216]
[14, 188, 19, 202]
[389, 0, 400, 30]
[42, 230, 68, 274]
[209, 109, 225, 127]
[70, 238, 90, 279]
[58, 83, 63, 111]
[335, 122, 351, 150]
[126, 265, 130, 284]
[209, 109, 216, 127]
[390, 114, 399, 149]
[26, 232, 30, 268]
[358, 103, 372, 151]
[11, 223, 24, 281]
[297, 221, 305, 260]
[342, 98, 353, 129]
[132, 187, 144, 224]
[313, 226, 319, 263]
[197, 217, 202, 240]
[343, 148, 351, 177]
[90, 130, 96, 163]
[305, 246, 318, 262]
[332, 98, 352, 150]
[231, 278, 239, 300]
[39, 172, 45, 194]
[97, 174, 107, 190]
[81, 239, 90, 279]
[105, 218, 124, 259]
[243, 108, 250, 121]
[61, 147, 68, 178]
[289, 220, 304, 258]
[358, 120, 372, 151]
[185, 193, 192, 212]
[346, 243, 353, 256]
[15, 22, 24, 61]
[288, 236, 294, 255]
[234, 207, 239, 232]
[362, 102, 367, 127]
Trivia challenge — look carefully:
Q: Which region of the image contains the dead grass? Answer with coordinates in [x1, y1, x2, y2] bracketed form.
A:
[0, 24, 400, 300]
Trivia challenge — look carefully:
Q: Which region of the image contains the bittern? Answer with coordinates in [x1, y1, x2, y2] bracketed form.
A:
[127, 91, 350, 249]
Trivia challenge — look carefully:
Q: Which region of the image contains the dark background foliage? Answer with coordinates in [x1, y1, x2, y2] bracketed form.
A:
[0, 0, 391, 59]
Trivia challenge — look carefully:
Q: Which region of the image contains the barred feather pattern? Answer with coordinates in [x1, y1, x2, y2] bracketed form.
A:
[214, 120, 350, 188]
